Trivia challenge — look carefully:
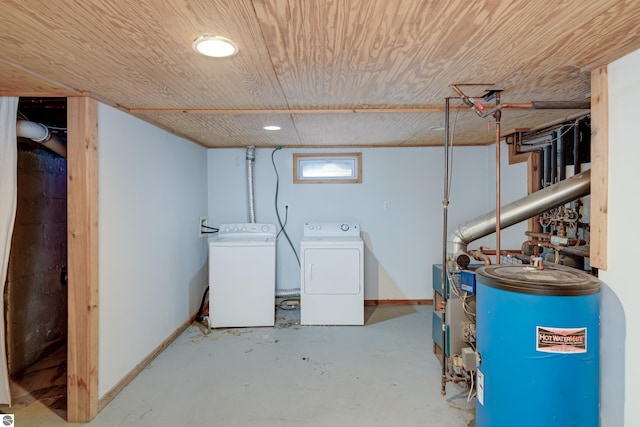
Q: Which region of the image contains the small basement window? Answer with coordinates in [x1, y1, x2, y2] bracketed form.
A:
[293, 153, 362, 184]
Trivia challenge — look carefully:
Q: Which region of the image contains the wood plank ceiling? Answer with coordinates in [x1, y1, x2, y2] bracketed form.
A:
[1, 0, 639, 148]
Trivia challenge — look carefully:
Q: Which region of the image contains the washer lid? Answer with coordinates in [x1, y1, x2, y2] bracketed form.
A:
[476, 264, 600, 296]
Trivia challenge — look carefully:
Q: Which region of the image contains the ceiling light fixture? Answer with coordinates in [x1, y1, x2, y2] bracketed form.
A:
[263, 125, 281, 131]
[192, 35, 238, 57]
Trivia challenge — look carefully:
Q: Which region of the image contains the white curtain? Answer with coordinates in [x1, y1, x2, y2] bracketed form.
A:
[0, 97, 18, 405]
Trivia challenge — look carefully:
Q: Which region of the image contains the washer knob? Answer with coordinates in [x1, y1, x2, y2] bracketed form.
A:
[261, 225, 269, 232]
[341, 223, 350, 232]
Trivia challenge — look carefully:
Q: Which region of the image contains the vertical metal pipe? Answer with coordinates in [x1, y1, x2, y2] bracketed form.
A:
[538, 149, 545, 187]
[246, 146, 257, 223]
[495, 93, 501, 264]
[543, 144, 551, 187]
[573, 122, 580, 175]
[558, 128, 566, 181]
[542, 143, 551, 233]
[550, 131, 557, 185]
[441, 97, 450, 396]
[538, 149, 545, 233]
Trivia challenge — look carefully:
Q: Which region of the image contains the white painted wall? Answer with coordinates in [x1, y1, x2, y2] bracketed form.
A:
[207, 143, 527, 300]
[599, 47, 640, 427]
[98, 104, 209, 397]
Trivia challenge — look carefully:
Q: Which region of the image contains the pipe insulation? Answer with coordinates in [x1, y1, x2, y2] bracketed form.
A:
[531, 101, 591, 110]
[481, 101, 591, 118]
[246, 145, 256, 223]
[16, 120, 67, 158]
[448, 169, 591, 256]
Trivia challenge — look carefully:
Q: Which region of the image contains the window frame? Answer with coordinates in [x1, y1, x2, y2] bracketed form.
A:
[293, 152, 362, 184]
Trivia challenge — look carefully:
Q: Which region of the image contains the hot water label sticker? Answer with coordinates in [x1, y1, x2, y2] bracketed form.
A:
[536, 326, 587, 353]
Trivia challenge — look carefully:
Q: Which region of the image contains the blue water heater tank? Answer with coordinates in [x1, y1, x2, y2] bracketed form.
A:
[475, 264, 600, 427]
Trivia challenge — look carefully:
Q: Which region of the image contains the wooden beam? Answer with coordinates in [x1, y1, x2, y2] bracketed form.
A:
[590, 65, 608, 269]
[67, 96, 99, 422]
[508, 143, 531, 165]
[0, 91, 77, 97]
[0, 55, 83, 95]
[128, 107, 450, 114]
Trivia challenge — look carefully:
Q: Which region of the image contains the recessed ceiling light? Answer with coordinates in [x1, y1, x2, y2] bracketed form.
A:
[263, 125, 281, 131]
[192, 35, 238, 57]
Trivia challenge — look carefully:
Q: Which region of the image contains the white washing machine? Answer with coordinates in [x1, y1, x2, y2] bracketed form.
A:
[209, 223, 276, 327]
[300, 222, 364, 325]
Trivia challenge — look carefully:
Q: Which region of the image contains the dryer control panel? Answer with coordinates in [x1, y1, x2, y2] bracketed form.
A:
[303, 222, 360, 237]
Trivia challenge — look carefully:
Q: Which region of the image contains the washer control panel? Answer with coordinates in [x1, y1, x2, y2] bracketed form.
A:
[218, 223, 277, 236]
[304, 222, 360, 237]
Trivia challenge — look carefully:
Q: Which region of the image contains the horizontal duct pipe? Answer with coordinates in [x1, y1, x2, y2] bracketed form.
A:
[449, 169, 591, 256]
[481, 101, 591, 118]
[16, 120, 66, 158]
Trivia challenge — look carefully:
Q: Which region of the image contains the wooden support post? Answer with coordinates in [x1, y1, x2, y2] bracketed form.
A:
[590, 66, 608, 269]
[66, 96, 99, 422]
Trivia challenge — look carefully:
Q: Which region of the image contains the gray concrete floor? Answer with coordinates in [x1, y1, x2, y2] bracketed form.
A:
[4, 305, 476, 426]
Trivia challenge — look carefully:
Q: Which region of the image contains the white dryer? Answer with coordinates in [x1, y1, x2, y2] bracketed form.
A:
[209, 223, 276, 327]
[300, 222, 364, 325]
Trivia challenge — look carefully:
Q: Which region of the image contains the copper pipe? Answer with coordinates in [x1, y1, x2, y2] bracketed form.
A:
[521, 240, 551, 255]
[450, 84, 484, 116]
[481, 102, 534, 118]
[441, 97, 451, 397]
[469, 249, 492, 265]
[521, 239, 585, 253]
[495, 93, 501, 264]
[525, 231, 552, 239]
[477, 248, 521, 255]
[481, 101, 590, 119]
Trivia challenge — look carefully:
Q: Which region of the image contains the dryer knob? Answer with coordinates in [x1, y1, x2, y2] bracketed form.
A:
[261, 225, 269, 233]
[341, 223, 350, 232]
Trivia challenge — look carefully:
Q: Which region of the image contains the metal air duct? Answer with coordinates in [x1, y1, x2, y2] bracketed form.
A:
[246, 145, 256, 223]
[448, 169, 591, 256]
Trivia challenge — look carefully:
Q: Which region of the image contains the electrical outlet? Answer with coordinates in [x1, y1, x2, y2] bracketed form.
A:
[199, 216, 208, 238]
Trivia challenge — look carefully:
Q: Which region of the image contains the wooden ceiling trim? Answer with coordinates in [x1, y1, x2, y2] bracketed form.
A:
[0, 57, 80, 96]
[127, 104, 590, 116]
[129, 107, 449, 114]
